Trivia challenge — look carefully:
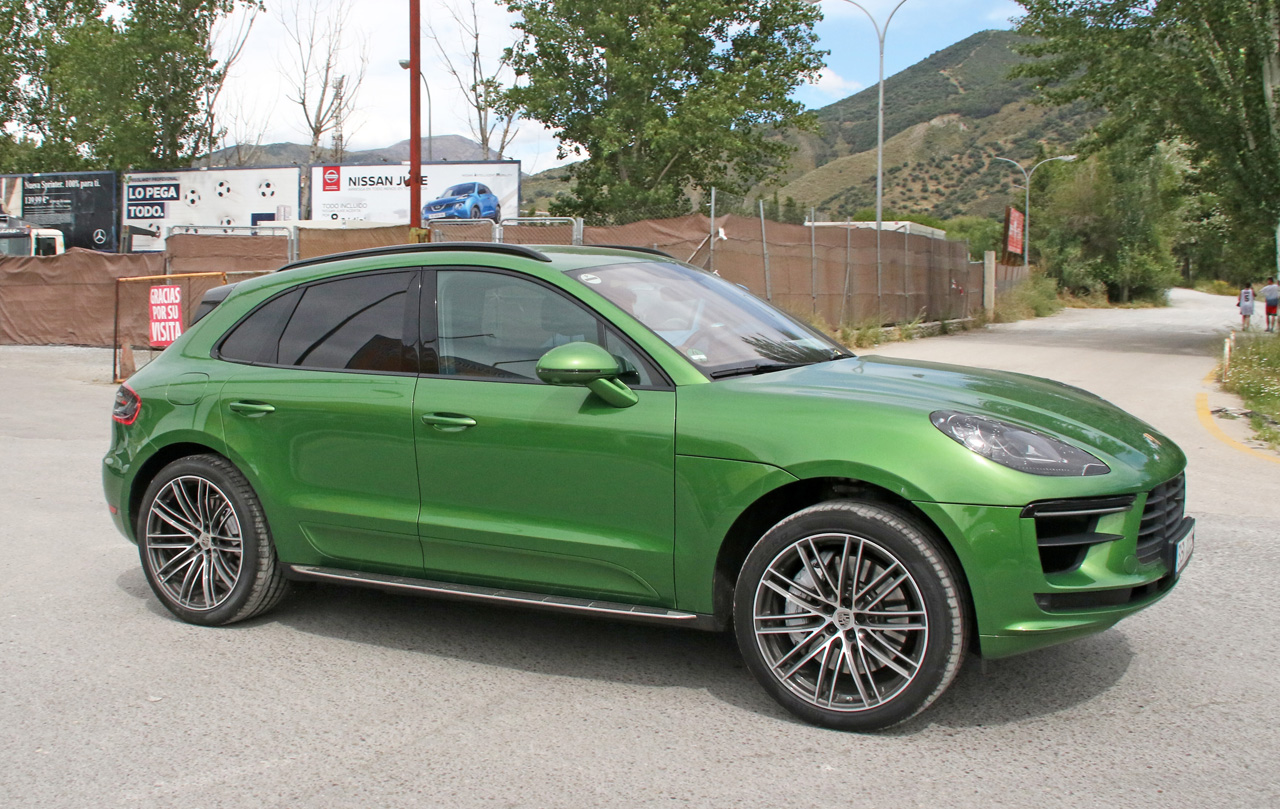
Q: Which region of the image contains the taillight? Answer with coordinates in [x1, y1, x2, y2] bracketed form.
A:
[112, 385, 141, 425]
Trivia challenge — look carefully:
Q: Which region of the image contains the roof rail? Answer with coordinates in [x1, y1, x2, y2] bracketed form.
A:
[585, 244, 675, 259]
[278, 241, 552, 272]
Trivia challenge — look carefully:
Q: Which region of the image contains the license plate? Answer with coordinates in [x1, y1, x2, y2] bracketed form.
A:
[427, 212, 448, 220]
[1174, 530, 1194, 576]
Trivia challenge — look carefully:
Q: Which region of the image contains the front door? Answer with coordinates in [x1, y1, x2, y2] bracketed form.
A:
[413, 268, 677, 604]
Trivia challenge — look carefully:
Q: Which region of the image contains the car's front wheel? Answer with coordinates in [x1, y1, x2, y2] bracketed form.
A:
[734, 500, 967, 731]
[137, 454, 289, 626]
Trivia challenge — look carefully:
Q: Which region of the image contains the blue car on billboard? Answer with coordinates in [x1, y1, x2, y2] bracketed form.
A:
[422, 182, 501, 222]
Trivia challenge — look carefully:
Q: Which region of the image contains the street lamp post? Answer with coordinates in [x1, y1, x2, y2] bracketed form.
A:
[398, 60, 434, 163]
[405, 0, 422, 228]
[993, 155, 1077, 272]
[807, 0, 912, 304]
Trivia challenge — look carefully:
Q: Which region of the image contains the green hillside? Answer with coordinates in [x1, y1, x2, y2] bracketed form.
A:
[526, 29, 1095, 222]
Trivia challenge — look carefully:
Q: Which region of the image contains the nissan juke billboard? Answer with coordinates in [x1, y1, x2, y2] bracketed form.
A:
[309, 162, 520, 224]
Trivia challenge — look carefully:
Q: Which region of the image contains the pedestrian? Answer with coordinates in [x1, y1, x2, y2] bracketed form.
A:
[1262, 276, 1280, 332]
[1238, 282, 1256, 330]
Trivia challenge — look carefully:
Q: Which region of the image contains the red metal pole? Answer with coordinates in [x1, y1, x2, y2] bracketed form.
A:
[408, 0, 422, 229]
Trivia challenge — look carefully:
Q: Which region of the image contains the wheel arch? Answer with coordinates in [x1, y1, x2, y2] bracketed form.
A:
[127, 441, 227, 541]
[711, 476, 977, 644]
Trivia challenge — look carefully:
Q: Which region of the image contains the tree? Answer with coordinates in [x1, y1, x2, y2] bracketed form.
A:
[1034, 139, 1184, 302]
[1016, 0, 1280, 276]
[502, 0, 824, 221]
[427, 0, 519, 160]
[0, 0, 256, 173]
[277, 0, 367, 217]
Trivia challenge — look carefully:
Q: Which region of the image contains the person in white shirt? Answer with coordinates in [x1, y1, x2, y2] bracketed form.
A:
[1238, 283, 1255, 330]
[1261, 276, 1279, 332]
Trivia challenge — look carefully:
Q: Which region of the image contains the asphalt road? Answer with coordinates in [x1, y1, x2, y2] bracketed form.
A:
[1, 288, 1277, 808]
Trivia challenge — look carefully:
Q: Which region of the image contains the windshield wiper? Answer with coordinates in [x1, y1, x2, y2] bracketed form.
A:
[710, 362, 815, 379]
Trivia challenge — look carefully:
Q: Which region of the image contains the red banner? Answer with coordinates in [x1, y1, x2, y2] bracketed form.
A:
[1005, 207, 1025, 256]
[149, 285, 183, 347]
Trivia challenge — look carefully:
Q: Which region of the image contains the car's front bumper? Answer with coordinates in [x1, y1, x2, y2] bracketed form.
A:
[918, 494, 1193, 659]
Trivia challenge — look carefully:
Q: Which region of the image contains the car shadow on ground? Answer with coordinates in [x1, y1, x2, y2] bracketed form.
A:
[117, 570, 1134, 731]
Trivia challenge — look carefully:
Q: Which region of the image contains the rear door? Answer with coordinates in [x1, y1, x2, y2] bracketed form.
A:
[217, 270, 424, 574]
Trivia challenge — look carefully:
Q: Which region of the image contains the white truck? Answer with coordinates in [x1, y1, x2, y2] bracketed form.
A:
[0, 214, 65, 257]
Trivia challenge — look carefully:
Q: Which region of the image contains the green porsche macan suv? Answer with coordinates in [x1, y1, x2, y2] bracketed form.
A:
[103, 243, 1193, 731]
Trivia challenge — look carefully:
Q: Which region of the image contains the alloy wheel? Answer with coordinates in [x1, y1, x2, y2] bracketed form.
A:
[751, 532, 929, 712]
[144, 475, 243, 611]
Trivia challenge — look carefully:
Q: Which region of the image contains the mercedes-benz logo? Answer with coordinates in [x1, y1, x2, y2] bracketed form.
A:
[92, 228, 106, 244]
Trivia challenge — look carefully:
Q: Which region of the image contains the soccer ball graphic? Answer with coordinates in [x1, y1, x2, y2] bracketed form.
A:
[258, 180, 275, 198]
[216, 180, 232, 197]
[184, 189, 201, 206]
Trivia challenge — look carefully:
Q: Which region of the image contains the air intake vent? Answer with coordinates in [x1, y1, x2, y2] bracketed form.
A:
[1137, 474, 1186, 565]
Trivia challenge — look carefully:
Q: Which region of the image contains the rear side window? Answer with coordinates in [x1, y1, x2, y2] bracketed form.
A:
[218, 290, 301, 364]
[276, 271, 414, 372]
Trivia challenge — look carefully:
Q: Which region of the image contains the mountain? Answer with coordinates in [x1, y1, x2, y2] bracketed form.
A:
[204, 134, 501, 168]
[524, 29, 1095, 221]
[771, 29, 1096, 220]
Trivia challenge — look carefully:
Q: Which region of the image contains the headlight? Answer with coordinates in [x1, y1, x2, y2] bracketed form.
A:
[930, 410, 1109, 476]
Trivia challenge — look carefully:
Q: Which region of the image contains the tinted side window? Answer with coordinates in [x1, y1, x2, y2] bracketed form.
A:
[218, 289, 301, 363]
[276, 272, 414, 372]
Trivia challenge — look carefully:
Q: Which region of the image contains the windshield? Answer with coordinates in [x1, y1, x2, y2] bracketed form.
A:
[0, 234, 29, 257]
[566, 260, 849, 376]
[444, 183, 475, 197]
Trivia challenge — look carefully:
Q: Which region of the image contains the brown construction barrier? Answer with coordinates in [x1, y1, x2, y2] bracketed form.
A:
[0, 249, 163, 346]
[165, 233, 289, 275]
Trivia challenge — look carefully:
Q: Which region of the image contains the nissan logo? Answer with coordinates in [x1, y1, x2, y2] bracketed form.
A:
[324, 168, 339, 184]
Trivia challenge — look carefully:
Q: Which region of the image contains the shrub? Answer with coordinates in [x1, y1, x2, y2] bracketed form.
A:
[1222, 334, 1280, 449]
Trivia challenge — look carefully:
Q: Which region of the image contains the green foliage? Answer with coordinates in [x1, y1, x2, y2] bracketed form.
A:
[1016, 0, 1280, 287]
[502, 0, 824, 222]
[1034, 141, 1183, 303]
[992, 271, 1063, 323]
[0, 0, 251, 173]
[945, 215, 1002, 260]
[1223, 334, 1280, 449]
[780, 195, 804, 225]
[839, 316, 884, 349]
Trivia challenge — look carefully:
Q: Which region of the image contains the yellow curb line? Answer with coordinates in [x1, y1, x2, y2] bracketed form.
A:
[1196, 392, 1280, 465]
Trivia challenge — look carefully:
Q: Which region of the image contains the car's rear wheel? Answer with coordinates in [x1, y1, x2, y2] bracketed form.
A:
[137, 454, 289, 626]
[734, 500, 966, 731]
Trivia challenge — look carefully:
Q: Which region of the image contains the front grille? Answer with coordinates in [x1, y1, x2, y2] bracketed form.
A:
[1136, 474, 1186, 564]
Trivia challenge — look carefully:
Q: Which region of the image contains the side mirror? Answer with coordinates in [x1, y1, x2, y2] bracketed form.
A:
[536, 342, 638, 408]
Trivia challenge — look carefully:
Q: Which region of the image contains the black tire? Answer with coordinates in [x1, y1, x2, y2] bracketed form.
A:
[470, 205, 481, 219]
[733, 500, 966, 731]
[136, 454, 289, 626]
[490, 205, 501, 223]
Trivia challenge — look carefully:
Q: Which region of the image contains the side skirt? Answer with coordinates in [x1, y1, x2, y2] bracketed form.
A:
[285, 565, 721, 630]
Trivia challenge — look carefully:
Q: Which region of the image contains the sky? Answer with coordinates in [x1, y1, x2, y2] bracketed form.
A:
[218, 0, 1025, 174]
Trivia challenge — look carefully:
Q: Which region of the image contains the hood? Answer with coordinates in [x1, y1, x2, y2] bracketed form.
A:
[727, 355, 1182, 476]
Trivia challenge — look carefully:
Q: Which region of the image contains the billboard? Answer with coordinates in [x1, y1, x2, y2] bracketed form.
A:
[1005, 207, 1025, 257]
[1, 172, 119, 251]
[310, 162, 520, 224]
[122, 166, 301, 251]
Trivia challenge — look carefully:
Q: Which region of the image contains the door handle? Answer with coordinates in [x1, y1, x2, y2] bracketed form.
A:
[229, 401, 275, 416]
[421, 412, 476, 431]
